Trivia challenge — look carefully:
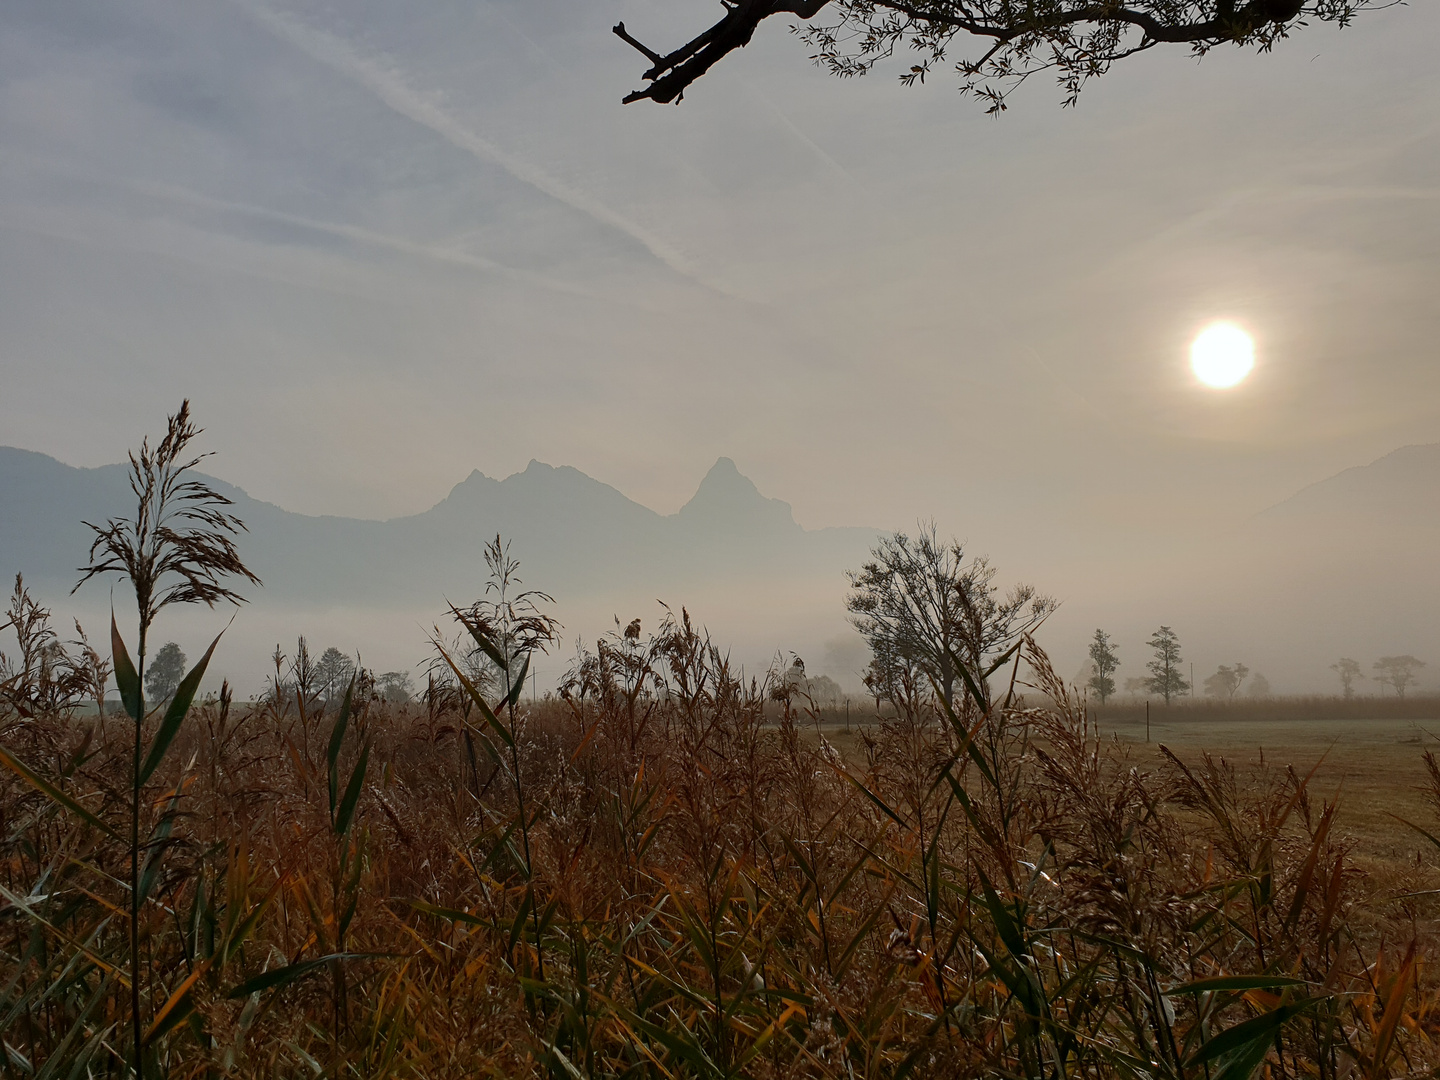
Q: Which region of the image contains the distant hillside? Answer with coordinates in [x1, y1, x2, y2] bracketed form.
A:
[1255, 443, 1440, 529]
[0, 448, 880, 610]
[1160, 441, 1440, 692]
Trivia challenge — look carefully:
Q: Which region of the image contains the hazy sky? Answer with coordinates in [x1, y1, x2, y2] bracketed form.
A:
[2, 1, 1437, 689]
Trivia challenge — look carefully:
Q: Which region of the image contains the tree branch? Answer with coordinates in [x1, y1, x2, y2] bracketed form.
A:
[612, 21, 664, 67]
[617, 0, 835, 104]
[617, 0, 1344, 105]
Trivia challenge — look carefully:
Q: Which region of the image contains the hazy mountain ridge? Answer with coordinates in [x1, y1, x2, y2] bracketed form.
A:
[1254, 442, 1440, 528]
[0, 447, 878, 608]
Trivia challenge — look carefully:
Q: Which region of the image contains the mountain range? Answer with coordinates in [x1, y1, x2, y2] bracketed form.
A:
[0, 448, 877, 610]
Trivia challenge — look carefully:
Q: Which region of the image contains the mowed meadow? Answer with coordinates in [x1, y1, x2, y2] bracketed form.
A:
[5, 406, 1440, 1080]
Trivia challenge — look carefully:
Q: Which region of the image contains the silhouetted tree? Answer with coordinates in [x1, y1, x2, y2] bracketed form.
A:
[1145, 626, 1189, 705]
[143, 642, 187, 703]
[1373, 655, 1425, 698]
[848, 523, 1054, 712]
[1247, 672, 1272, 698]
[378, 671, 414, 703]
[805, 673, 844, 708]
[1087, 629, 1119, 704]
[862, 645, 930, 718]
[315, 646, 355, 703]
[614, 0, 1377, 107]
[1331, 657, 1361, 699]
[1203, 662, 1249, 701]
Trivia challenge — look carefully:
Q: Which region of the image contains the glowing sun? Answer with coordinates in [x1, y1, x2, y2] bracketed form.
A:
[1190, 322, 1255, 388]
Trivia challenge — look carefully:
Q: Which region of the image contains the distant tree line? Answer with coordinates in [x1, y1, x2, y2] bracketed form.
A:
[838, 524, 1432, 717]
[1083, 625, 1200, 705]
[263, 636, 413, 706]
[1333, 654, 1427, 699]
[1078, 627, 1428, 705]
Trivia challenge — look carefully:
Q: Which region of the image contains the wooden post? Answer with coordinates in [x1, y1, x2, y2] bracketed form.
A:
[1146, 700, 1151, 744]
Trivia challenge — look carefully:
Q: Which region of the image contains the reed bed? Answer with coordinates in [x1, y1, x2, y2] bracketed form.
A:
[5, 613, 1440, 1079]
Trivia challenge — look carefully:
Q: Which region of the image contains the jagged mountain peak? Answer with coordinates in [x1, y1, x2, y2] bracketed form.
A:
[426, 458, 661, 532]
[441, 468, 501, 502]
[677, 457, 799, 531]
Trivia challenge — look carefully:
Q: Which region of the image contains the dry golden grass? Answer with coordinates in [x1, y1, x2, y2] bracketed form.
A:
[818, 711, 1440, 875]
[8, 631, 1440, 1079]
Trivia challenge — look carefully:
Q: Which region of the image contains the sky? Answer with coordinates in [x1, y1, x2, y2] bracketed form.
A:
[1, 0, 1437, 693]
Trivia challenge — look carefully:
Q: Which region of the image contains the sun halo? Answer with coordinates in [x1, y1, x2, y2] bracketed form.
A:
[1190, 322, 1255, 389]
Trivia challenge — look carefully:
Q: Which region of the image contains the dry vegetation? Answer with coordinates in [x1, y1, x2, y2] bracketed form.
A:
[6, 611, 1440, 1079]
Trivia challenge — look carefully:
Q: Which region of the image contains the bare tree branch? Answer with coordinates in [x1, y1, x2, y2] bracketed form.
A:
[616, 0, 834, 104]
[617, 0, 1381, 108]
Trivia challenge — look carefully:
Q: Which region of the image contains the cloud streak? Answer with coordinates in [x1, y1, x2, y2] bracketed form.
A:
[234, 1, 703, 283]
[117, 175, 613, 301]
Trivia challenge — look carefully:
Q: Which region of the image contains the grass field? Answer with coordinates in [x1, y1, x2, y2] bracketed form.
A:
[811, 709, 1440, 869]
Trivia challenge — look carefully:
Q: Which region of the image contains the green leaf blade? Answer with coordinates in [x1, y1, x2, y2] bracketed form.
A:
[138, 628, 223, 786]
[0, 745, 118, 839]
[333, 741, 370, 837]
[111, 613, 142, 722]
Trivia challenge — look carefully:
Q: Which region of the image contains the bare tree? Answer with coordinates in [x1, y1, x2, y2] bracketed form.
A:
[847, 522, 1054, 712]
[614, 0, 1378, 107]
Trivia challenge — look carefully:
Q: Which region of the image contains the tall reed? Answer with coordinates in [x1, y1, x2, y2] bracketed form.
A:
[66, 401, 257, 1076]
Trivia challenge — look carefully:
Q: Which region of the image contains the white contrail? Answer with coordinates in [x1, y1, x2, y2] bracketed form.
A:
[0, 148, 621, 301]
[235, 2, 701, 282]
[121, 178, 610, 301]
[744, 82, 868, 198]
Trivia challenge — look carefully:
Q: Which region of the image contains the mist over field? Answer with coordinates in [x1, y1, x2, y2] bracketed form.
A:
[3, 438, 1436, 697]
